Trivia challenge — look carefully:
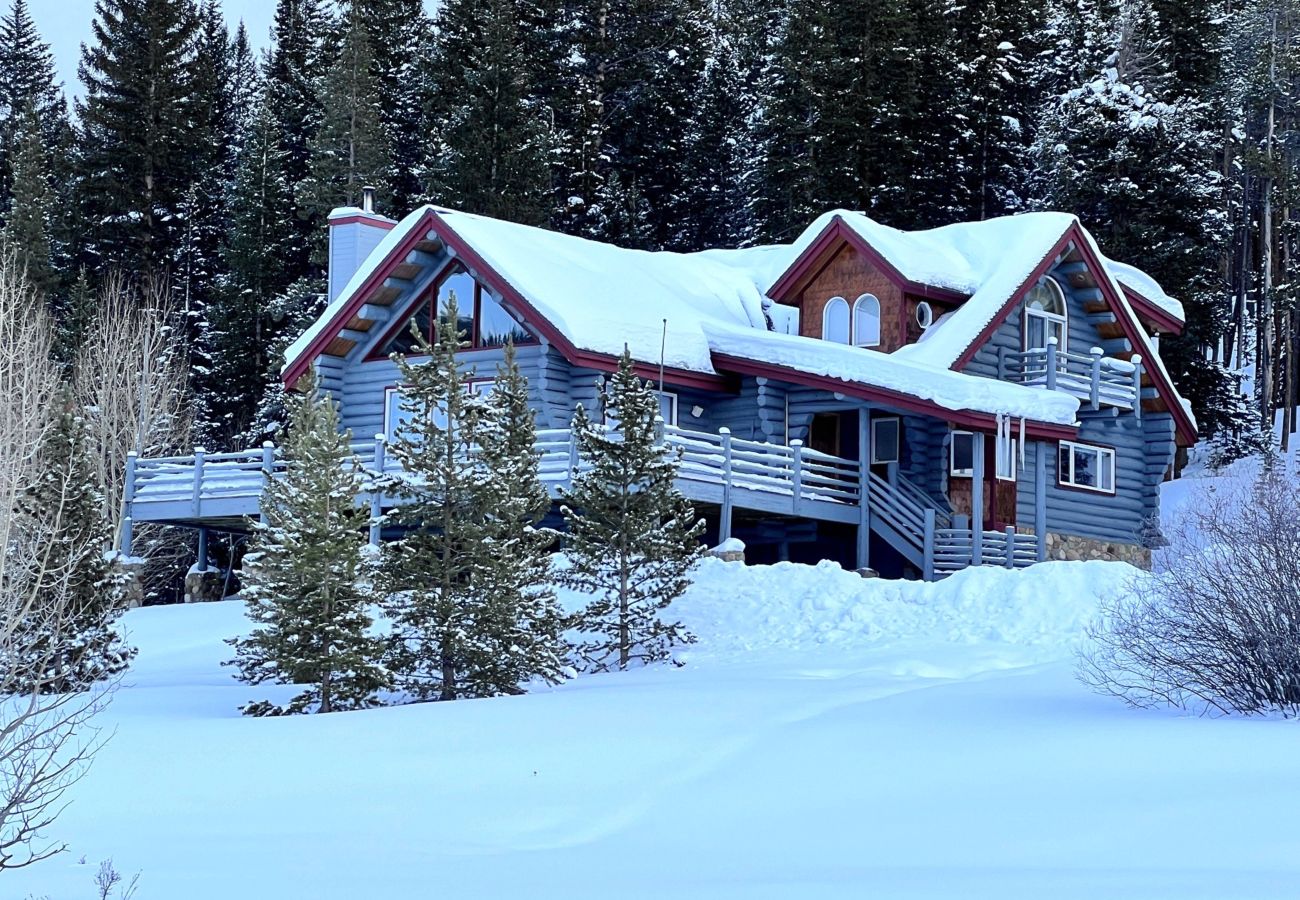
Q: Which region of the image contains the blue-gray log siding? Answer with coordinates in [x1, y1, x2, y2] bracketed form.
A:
[318, 247, 1175, 549]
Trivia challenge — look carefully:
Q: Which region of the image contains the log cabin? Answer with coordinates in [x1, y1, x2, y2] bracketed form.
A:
[124, 192, 1195, 580]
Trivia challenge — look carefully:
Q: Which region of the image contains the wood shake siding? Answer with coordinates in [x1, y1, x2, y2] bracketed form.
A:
[798, 244, 906, 351]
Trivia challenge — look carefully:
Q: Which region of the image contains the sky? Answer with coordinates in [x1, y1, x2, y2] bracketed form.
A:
[29, 1, 438, 100]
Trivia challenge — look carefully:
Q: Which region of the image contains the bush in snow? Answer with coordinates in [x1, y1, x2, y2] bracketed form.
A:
[560, 350, 703, 671]
[227, 373, 389, 715]
[381, 301, 567, 700]
[1080, 466, 1300, 716]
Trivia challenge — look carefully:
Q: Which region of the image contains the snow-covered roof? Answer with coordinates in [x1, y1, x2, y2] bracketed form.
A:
[286, 205, 790, 377]
[1102, 257, 1185, 322]
[285, 203, 1192, 434]
[704, 321, 1080, 425]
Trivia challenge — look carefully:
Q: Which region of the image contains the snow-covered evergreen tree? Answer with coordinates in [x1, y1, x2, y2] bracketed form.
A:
[227, 373, 388, 716]
[381, 299, 568, 699]
[560, 351, 703, 671]
[474, 341, 568, 691]
[12, 398, 135, 694]
[74, 0, 203, 278]
[423, 0, 554, 225]
[3, 102, 54, 297]
[298, 6, 393, 225]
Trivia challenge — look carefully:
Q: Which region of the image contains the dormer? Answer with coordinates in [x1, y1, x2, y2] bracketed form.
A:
[768, 213, 965, 353]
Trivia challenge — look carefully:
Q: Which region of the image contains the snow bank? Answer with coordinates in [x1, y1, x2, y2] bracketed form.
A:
[671, 558, 1136, 659]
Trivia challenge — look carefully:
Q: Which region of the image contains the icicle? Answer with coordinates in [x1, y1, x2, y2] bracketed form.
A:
[1019, 417, 1026, 469]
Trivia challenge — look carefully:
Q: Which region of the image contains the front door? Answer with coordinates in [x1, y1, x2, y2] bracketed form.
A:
[808, 413, 841, 457]
[983, 439, 1017, 530]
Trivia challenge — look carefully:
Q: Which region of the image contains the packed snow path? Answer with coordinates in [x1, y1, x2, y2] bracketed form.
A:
[11, 560, 1300, 899]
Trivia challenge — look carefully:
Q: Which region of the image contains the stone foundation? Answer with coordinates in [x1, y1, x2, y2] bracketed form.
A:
[708, 538, 746, 564]
[185, 569, 227, 603]
[1044, 532, 1150, 568]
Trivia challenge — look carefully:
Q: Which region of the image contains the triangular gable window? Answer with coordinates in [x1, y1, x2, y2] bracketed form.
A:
[369, 264, 533, 359]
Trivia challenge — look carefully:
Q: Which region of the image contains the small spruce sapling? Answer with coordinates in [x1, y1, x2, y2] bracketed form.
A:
[227, 373, 389, 715]
[560, 349, 704, 671]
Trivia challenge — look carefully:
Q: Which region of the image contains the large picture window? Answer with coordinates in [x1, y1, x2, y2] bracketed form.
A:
[370, 265, 532, 359]
[1024, 278, 1068, 355]
[383, 379, 495, 441]
[1058, 440, 1115, 493]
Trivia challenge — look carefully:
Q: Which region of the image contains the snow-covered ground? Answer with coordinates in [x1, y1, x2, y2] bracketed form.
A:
[9, 544, 1300, 899]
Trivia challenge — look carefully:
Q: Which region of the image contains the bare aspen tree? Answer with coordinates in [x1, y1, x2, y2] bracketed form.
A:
[0, 261, 116, 870]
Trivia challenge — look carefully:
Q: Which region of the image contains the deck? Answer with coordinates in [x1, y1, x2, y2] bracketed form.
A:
[124, 424, 1042, 580]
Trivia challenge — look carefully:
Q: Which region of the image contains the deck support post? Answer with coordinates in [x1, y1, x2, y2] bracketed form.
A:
[790, 439, 804, 516]
[121, 451, 138, 556]
[1132, 355, 1144, 421]
[922, 508, 936, 582]
[191, 447, 205, 519]
[719, 428, 734, 543]
[196, 526, 209, 573]
[369, 433, 385, 546]
[260, 442, 274, 525]
[1035, 441, 1048, 562]
[1046, 338, 1058, 391]
[856, 408, 871, 571]
[971, 433, 985, 566]
[1004, 526, 1016, 569]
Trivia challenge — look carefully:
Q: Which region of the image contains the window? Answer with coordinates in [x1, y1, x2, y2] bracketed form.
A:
[915, 301, 934, 330]
[383, 379, 495, 441]
[996, 437, 1018, 482]
[823, 296, 850, 344]
[1024, 277, 1068, 355]
[950, 430, 974, 477]
[871, 417, 900, 465]
[853, 294, 881, 347]
[656, 391, 678, 426]
[370, 265, 532, 359]
[1058, 440, 1115, 493]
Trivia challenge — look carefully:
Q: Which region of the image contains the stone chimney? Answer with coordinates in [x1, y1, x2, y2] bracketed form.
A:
[327, 186, 396, 303]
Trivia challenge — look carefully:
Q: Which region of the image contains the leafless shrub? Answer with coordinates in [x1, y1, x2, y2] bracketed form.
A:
[94, 858, 139, 900]
[0, 260, 116, 870]
[1079, 466, 1300, 716]
[70, 273, 192, 553]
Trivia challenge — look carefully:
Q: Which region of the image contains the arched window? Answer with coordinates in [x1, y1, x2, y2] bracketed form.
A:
[823, 296, 850, 344]
[853, 294, 881, 347]
[1024, 277, 1068, 353]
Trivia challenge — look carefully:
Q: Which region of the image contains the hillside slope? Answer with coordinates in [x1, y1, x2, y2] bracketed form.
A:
[8, 557, 1300, 899]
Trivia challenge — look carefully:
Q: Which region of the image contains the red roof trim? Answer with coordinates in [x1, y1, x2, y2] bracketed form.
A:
[284, 209, 735, 393]
[951, 228, 1076, 371]
[946, 223, 1196, 446]
[710, 352, 1079, 440]
[327, 213, 397, 230]
[767, 216, 969, 306]
[1120, 285, 1185, 336]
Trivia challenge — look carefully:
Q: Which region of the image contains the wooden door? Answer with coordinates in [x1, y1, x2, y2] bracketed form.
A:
[983, 440, 1017, 530]
[809, 413, 841, 456]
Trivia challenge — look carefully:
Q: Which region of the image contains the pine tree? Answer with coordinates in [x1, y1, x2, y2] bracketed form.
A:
[560, 351, 703, 671]
[265, 0, 335, 280]
[380, 299, 568, 699]
[13, 398, 135, 694]
[474, 341, 568, 691]
[298, 7, 393, 225]
[74, 0, 203, 278]
[4, 103, 54, 297]
[0, 0, 66, 217]
[349, 0, 432, 212]
[1030, 0, 1229, 428]
[227, 373, 389, 716]
[423, 0, 553, 224]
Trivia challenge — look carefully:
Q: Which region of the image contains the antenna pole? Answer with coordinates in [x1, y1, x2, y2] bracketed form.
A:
[659, 318, 667, 393]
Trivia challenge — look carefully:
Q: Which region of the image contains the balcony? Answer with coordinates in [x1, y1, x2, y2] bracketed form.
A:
[1005, 339, 1143, 412]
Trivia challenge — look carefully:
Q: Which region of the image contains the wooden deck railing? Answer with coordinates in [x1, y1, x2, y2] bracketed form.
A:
[1003, 338, 1143, 414]
[126, 424, 1044, 580]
